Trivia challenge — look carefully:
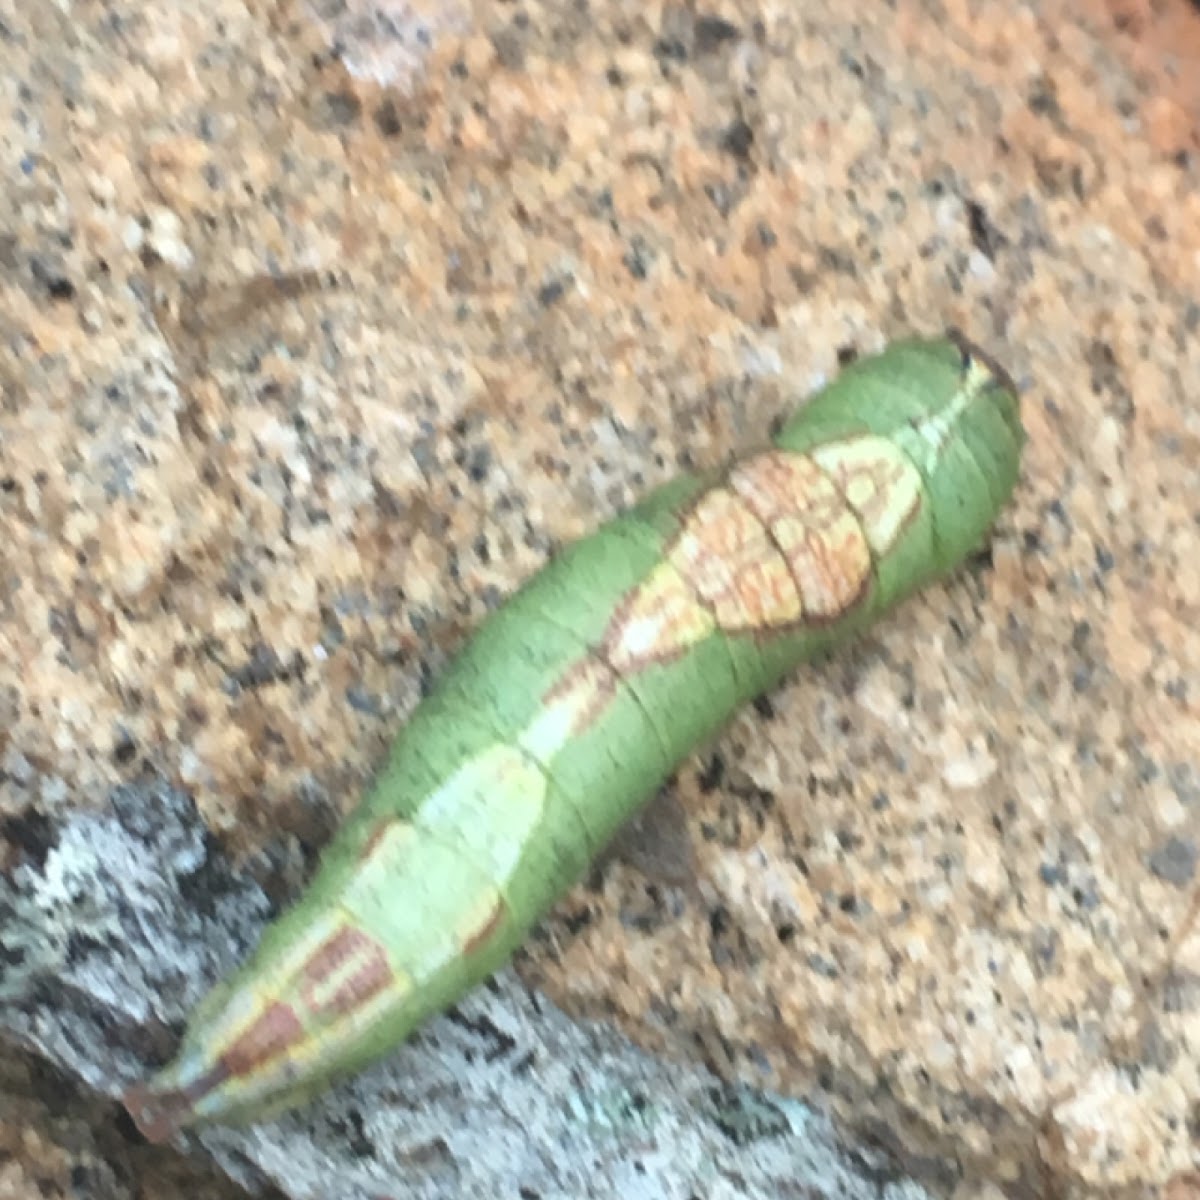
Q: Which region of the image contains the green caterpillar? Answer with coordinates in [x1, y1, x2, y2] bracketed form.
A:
[123, 332, 1024, 1142]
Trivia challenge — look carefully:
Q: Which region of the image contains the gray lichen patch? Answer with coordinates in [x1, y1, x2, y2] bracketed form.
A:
[1, 779, 933, 1200]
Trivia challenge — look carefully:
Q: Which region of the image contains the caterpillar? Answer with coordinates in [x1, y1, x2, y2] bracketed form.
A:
[123, 332, 1024, 1142]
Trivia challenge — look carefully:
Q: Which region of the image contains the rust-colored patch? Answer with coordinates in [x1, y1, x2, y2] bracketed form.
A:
[732, 451, 872, 618]
[218, 1000, 306, 1077]
[671, 487, 802, 630]
[535, 451, 884, 735]
[316, 955, 395, 1022]
[783, 515, 871, 618]
[554, 453, 878, 703]
[298, 924, 395, 1020]
[460, 893, 509, 958]
[299, 924, 375, 989]
[730, 451, 832, 526]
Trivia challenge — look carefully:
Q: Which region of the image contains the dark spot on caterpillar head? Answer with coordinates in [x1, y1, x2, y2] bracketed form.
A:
[945, 327, 1019, 396]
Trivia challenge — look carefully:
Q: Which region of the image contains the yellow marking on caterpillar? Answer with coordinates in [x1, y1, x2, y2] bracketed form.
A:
[416, 745, 547, 880]
[119, 335, 1025, 1146]
[606, 562, 716, 670]
[522, 657, 612, 752]
[810, 437, 923, 553]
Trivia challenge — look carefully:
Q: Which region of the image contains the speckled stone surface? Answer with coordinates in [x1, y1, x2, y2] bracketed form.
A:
[0, 1047, 262, 1200]
[1, 0, 1197, 1197]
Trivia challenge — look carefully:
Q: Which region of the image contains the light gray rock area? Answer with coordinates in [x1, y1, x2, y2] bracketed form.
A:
[1, 779, 931, 1200]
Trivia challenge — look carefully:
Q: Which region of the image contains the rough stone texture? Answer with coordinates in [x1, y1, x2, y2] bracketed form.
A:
[1, 781, 932, 1200]
[1101, 0, 1200, 158]
[0, 1047, 265, 1200]
[0, 0, 1197, 1198]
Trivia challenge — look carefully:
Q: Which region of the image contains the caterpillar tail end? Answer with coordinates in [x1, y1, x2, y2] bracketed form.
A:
[118, 905, 423, 1140]
[122, 1074, 211, 1142]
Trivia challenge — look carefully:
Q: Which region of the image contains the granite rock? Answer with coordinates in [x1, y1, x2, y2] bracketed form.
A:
[1, 0, 1198, 1197]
